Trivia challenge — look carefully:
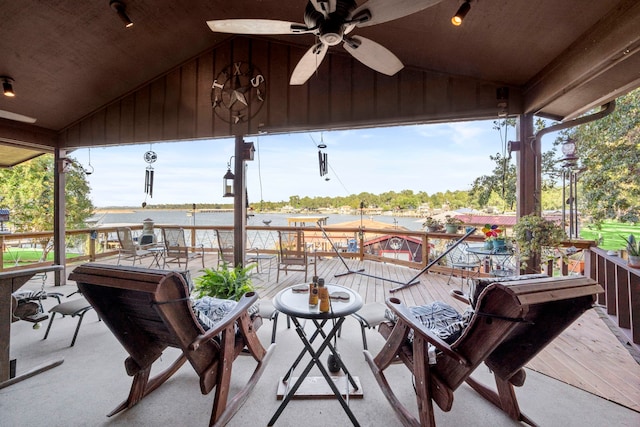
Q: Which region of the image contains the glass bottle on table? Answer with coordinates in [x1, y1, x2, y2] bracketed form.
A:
[318, 278, 330, 313]
[309, 276, 319, 306]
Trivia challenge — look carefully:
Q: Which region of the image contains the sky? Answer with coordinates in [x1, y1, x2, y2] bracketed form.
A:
[70, 119, 547, 208]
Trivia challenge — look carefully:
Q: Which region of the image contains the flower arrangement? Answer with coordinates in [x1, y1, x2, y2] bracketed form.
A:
[481, 224, 503, 241]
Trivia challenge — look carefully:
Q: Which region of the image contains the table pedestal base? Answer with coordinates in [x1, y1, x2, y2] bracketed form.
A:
[277, 376, 363, 400]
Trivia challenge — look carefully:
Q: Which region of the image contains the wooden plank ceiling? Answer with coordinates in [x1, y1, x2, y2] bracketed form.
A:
[1, 0, 640, 164]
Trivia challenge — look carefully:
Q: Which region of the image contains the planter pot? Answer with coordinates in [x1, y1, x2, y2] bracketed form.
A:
[629, 255, 640, 268]
[492, 238, 506, 251]
[483, 241, 493, 250]
[426, 226, 440, 233]
[445, 225, 459, 234]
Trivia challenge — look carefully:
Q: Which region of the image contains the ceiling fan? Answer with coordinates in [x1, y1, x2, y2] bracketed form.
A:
[0, 109, 37, 123]
[206, 0, 444, 85]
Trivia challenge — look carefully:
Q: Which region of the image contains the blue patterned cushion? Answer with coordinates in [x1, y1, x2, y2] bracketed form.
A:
[385, 301, 473, 344]
[191, 296, 237, 331]
[191, 296, 260, 331]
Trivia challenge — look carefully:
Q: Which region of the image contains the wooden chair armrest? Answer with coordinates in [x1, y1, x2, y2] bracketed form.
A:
[450, 289, 470, 304]
[386, 297, 469, 365]
[190, 291, 259, 350]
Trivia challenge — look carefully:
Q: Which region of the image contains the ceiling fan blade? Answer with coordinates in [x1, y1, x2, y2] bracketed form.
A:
[206, 19, 311, 35]
[0, 109, 37, 123]
[290, 43, 329, 85]
[310, 0, 337, 17]
[343, 36, 403, 76]
[349, 0, 444, 28]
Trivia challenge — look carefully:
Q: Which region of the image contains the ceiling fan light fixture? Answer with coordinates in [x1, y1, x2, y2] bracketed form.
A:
[451, 1, 471, 26]
[1, 76, 15, 97]
[110, 0, 134, 28]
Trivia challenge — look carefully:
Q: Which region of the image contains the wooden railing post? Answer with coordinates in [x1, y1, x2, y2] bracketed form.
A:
[0, 235, 4, 272]
[588, 246, 639, 346]
[89, 230, 96, 262]
[422, 234, 429, 269]
[190, 228, 197, 253]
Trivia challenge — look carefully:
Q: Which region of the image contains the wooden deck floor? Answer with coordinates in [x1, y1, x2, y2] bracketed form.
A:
[246, 255, 640, 413]
[61, 254, 640, 413]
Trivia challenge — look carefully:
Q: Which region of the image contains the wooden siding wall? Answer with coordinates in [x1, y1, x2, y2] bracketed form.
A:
[60, 36, 519, 148]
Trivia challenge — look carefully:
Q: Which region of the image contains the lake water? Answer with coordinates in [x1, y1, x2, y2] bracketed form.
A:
[88, 210, 426, 231]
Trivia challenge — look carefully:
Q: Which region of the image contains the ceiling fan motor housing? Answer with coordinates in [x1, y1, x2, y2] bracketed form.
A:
[305, 0, 357, 45]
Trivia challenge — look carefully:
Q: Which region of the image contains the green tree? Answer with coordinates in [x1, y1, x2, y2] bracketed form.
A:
[469, 152, 516, 211]
[469, 118, 563, 212]
[571, 89, 640, 223]
[0, 155, 94, 257]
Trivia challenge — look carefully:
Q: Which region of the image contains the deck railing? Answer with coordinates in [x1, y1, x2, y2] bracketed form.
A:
[0, 223, 591, 274]
[4, 224, 634, 346]
[585, 247, 640, 347]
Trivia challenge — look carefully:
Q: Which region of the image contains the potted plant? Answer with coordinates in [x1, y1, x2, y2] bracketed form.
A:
[193, 263, 256, 301]
[423, 217, 443, 233]
[623, 234, 640, 268]
[513, 214, 565, 268]
[444, 215, 463, 234]
[481, 224, 505, 250]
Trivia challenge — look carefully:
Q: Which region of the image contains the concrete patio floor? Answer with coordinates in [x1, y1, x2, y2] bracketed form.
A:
[1, 261, 639, 426]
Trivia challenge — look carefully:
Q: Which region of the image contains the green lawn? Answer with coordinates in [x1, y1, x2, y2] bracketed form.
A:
[2, 247, 79, 269]
[580, 221, 640, 251]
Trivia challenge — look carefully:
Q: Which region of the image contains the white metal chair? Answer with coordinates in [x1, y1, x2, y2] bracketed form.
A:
[445, 241, 480, 289]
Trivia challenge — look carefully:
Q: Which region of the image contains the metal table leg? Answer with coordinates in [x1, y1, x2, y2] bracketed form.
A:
[268, 316, 361, 427]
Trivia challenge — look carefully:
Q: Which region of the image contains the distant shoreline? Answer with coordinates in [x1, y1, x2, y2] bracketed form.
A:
[93, 208, 139, 214]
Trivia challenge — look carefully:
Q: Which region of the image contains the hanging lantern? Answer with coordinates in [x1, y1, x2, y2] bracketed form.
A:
[223, 157, 235, 197]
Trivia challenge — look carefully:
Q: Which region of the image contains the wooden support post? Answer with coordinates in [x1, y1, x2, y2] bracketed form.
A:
[233, 135, 247, 267]
[53, 148, 67, 286]
[515, 114, 541, 274]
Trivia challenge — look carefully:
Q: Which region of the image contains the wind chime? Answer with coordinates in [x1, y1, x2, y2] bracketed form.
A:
[317, 138, 328, 180]
[142, 147, 157, 207]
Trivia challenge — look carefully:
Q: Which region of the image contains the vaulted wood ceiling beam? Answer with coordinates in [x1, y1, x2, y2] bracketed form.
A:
[523, 0, 640, 119]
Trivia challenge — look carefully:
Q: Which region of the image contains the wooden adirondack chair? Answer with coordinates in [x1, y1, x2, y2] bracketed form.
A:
[69, 263, 275, 427]
[365, 275, 602, 427]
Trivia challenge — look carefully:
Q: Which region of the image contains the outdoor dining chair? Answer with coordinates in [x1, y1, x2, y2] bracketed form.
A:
[276, 230, 316, 282]
[161, 226, 204, 269]
[445, 241, 480, 289]
[116, 227, 153, 266]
